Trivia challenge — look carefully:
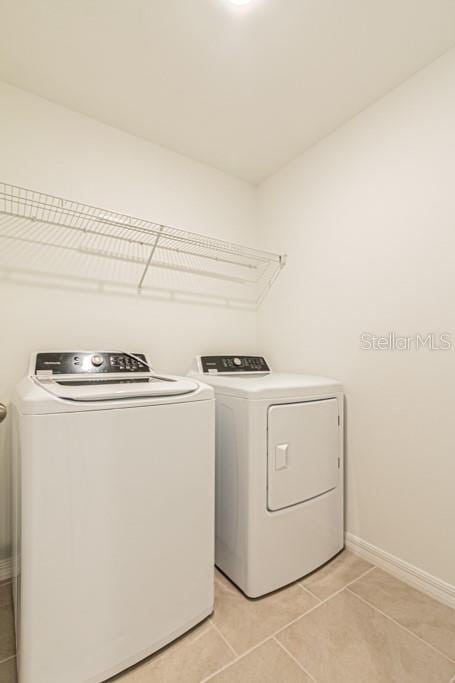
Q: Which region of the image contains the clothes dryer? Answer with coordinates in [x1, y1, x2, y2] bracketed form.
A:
[190, 355, 343, 597]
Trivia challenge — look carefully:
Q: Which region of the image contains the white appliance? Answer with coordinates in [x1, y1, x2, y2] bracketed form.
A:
[12, 351, 215, 683]
[189, 355, 344, 598]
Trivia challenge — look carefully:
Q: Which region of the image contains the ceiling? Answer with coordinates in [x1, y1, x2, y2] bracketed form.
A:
[1, 1, 455, 183]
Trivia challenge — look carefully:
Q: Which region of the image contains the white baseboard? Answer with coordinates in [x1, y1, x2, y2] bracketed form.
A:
[0, 557, 13, 583]
[346, 533, 455, 609]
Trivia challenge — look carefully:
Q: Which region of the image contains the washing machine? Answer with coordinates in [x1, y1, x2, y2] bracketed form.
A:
[189, 355, 344, 598]
[12, 351, 215, 683]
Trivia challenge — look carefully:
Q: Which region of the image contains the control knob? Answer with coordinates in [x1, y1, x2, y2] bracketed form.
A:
[91, 354, 104, 367]
[233, 357, 242, 367]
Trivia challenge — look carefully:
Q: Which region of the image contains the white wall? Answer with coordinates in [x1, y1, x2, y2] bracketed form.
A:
[257, 48, 455, 586]
[0, 81, 258, 562]
[2, 46, 455, 590]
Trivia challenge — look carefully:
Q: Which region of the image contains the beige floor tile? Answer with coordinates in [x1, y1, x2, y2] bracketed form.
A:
[208, 639, 311, 682]
[0, 584, 15, 662]
[116, 623, 234, 683]
[277, 589, 455, 683]
[300, 549, 372, 600]
[0, 658, 17, 683]
[212, 570, 319, 655]
[349, 567, 455, 661]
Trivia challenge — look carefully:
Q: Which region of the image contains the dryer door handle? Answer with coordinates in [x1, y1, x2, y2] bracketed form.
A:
[275, 444, 289, 471]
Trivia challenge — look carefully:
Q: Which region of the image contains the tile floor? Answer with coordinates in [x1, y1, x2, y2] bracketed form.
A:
[1, 551, 455, 682]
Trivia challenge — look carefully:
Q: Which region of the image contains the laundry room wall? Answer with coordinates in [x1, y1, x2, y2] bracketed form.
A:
[0, 81, 258, 570]
[257, 48, 455, 590]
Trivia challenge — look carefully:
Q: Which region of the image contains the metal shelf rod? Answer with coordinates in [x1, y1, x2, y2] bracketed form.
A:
[0, 182, 286, 305]
[137, 227, 163, 290]
[0, 198, 277, 264]
[0, 234, 258, 285]
[0, 210, 262, 270]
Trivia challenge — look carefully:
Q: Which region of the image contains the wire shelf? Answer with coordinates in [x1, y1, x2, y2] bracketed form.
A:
[0, 182, 286, 307]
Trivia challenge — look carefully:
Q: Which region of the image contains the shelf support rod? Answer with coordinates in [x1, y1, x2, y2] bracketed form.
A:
[256, 254, 287, 308]
[137, 226, 163, 291]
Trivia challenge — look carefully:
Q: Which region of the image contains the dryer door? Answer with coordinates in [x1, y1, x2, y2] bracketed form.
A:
[267, 399, 339, 511]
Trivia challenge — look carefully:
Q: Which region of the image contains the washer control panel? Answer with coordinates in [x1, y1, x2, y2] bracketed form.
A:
[35, 352, 148, 375]
[200, 356, 270, 374]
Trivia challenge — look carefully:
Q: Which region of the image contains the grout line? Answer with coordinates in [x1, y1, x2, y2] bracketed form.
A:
[274, 637, 317, 681]
[200, 637, 275, 683]
[274, 565, 377, 636]
[297, 582, 322, 602]
[299, 563, 377, 605]
[209, 619, 238, 657]
[346, 588, 455, 666]
[201, 566, 377, 682]
[0, 655, 15, 666]
[189, 624, 214, 647]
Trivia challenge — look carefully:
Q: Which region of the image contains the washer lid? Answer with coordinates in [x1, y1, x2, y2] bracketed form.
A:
[27, 351, 200, 402]
[188, 372, 342, 399]
[34, 374, 199, 402]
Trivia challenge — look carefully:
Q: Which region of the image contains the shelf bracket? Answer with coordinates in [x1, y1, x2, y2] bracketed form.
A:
[137, 226, 164, 291]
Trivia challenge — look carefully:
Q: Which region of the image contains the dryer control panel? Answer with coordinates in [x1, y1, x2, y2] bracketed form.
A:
[34, 352, 148, 375]
[199, 356, 270, 374]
